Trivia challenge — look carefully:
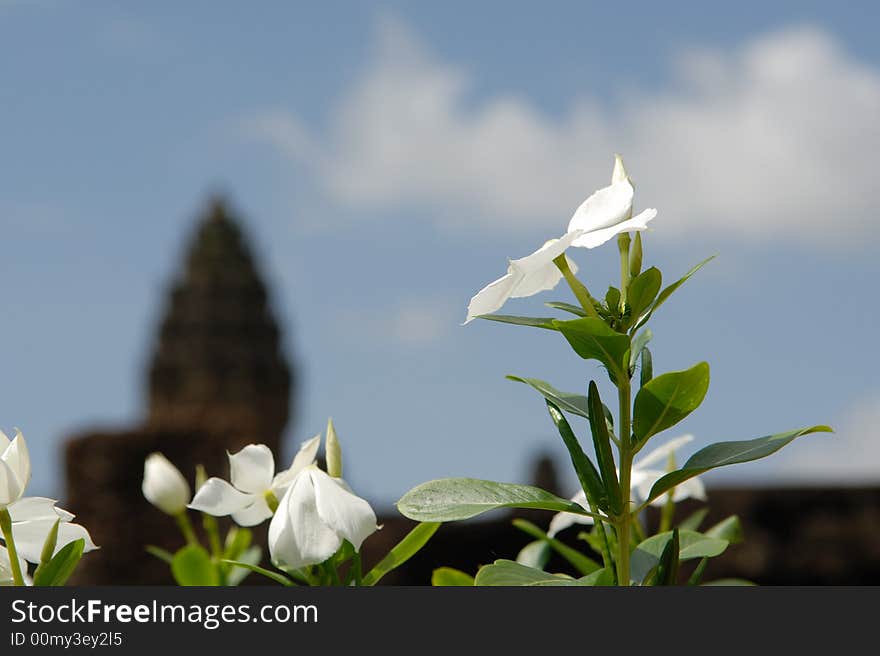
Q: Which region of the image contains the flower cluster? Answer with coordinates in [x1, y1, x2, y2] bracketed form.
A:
[1, 430, 97, 586]
[143, 420, 387, 585]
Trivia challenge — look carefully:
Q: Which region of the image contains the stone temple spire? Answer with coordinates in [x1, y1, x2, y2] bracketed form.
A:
[146, 196, 293, 451]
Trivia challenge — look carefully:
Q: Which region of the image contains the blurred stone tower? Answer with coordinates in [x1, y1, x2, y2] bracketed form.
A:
[65, 197, 294, 583]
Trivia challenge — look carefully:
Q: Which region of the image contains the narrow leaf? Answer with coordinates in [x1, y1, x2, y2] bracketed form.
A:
[221, 559, 295, 586]
[646, 426, 833, 505]
[678, 508, 709, 532]
[630, 329, 653, 369]
[397, 479, 593, 522]
[546, 401, 609, 513]
[545, 301, 587, 317]
[587, 381, 622, 515]
[653, 528, 680, 585]
[478, 314, 558, 330]
[362, 522, 440, 586]
[145, 545, 175, 565]
[640, 347, 653, 387]
[687, 558, 709, 586]
[507, 375, 590, 418]
[705, 516, 744, 544]
[635, 256, 715, 330]
[475, 560, 580, 586]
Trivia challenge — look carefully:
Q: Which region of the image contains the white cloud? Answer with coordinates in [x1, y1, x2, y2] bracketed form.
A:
[334, 296, 457, 347]
[243, 17, 880, 246]
[779, 393, 880, 483]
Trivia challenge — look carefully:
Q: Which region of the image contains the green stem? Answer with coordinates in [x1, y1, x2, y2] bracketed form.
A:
[202, 513, 225, 584]
[616, 380, 633, 586]
[617, 233, 631, 314]
[0, 508, 26, 586]
[352, 552, 363, 587]
[553, 255, 601, 319]
[174, 511, 199, 547]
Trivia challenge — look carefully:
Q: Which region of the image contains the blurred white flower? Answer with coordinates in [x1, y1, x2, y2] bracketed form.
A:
[0, 430, 31, 509]
[0, 544, 28, 586]
[547, 435, 706, 537]
[268, 465, 378, 570]
[189, 436, 319, 526]
[142, 453, 191, 515]
[5, 497, 98, 563]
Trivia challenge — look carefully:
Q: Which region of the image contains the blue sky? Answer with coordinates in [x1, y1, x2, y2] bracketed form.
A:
[1, 1, 878, 509]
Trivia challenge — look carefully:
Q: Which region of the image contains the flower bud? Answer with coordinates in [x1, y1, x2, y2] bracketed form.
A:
[325, 418, 343, 479]
[612, 153, 630, 184]
[629, 231, 643, 278]
[142, 453, 190, 515]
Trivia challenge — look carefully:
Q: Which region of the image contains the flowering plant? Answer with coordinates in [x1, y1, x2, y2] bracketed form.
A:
[144, 420, 438, 586]
[398, 156, 831, 586]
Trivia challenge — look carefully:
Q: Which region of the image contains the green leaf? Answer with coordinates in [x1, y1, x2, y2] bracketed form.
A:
[705, 516, 744, 544]
[398, 478, 593, 522]
[578, 567, 615, 586]
[478, 314, 558, 330]
[515, 540, 551, 569]
[546, 401, 609, 513]
[629, 329, 653, 369]
[631, 530, 728, 584]
[633, 362, 710, 444]
[646, 425, 834, 505]
[221, 558, 295, 586]
[628, 267, 662, 320]
[587, 382, 622, 515]
[145, 545, 175, 565]
[171, 545, 219, 586]
[605, 287, 621, 312]
[640, 347, 653, 387]
[635, 256, 715, 331]
[507, 375, 590, 418]
[38, 519, 61, 568]
[432, 567, 475, 586]
[554, 317, 631, 383]
[362, 522, 440, 586]
[653, 528, 680, 585]
[512, 518, 601, 575]
[32, 539, 85, 587]
[475, 560, 581, 586]
[678, 508, 709, 532]
[545, 301, 587, 317]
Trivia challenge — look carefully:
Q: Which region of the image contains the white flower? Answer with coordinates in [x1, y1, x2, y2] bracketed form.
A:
[5, 497, 98, 563]
[268, 465, 378, 570]
[189, 436, 320, 527]
[567, 154, 657, 249]
[464, 231, 583, 323]
[142, 453, 191, 515]
[0, 429, 31, 508]
[547, 435, 706, 537]
[463, 155, 657, 323]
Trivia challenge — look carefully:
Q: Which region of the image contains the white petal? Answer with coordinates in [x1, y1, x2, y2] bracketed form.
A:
[570, 208, 656, 249]
[231, 496, 273, 527]
[0, 430, 10, 452]
[228, 444, 275, 495]
[0, 459, 23, 507]
[633, 434, 695, 470]
[547, 489, 594, 537]
[268, 471, 341, 569]
[509, 230, 582, 276]
[0, 544, 28, 586]
[10, 518, 97, 563]
[311, 469, 378, 551]
[271, 434, 321, 494]
[188, 478, 254, 516]
[464, 271, 523, 324]
[142, 453, 191, 515]
[7, 497, 72, 523]
[568, 179, 634, 234]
